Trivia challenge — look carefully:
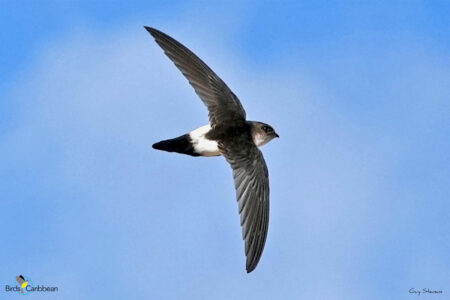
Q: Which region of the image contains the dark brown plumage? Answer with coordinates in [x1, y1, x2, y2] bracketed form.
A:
[145, 26, 277, 273]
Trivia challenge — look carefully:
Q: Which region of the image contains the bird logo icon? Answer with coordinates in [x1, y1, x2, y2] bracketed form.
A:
[16, 275, 29, 293]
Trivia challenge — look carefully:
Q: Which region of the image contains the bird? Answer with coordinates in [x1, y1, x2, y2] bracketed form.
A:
[145, 26, 279, 273]
[16, 275, 28, 293]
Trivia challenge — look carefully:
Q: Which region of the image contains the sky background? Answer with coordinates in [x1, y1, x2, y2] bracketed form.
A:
[1, 1, 449, 299]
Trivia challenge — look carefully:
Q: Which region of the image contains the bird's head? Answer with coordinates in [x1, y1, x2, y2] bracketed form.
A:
[251, 122, 279, 147]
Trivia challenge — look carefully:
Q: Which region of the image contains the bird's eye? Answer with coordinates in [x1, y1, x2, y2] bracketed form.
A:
[262, 126, 272, 132]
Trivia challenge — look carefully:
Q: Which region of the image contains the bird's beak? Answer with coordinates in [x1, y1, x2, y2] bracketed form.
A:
[274, 132, 279, 138]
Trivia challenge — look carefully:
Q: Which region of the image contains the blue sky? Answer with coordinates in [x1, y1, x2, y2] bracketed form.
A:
[1, 1, 449, 299]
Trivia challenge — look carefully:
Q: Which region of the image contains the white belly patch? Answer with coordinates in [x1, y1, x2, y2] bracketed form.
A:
[189, 124, 220, 157]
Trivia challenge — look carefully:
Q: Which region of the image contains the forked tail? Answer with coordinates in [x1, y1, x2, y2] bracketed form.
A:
[152, 134, 199, 157]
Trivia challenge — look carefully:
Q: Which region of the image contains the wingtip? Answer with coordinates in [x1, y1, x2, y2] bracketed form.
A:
[246, 261, 257, 273]
[144, 26, 161, 38]
[143, 26, 155, 35]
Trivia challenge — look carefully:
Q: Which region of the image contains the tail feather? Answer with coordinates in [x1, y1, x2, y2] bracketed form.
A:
[152, 134, 199, 156]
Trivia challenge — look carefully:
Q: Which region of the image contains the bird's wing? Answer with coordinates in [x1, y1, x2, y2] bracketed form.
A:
[220, 139, 270, 273]
[16, 276, 24, 285]
[144, 26, 246, 127]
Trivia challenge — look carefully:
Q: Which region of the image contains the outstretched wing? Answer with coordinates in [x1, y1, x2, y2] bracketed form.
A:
[220, 139, 270, 273]
[145, 26, 246, 127]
